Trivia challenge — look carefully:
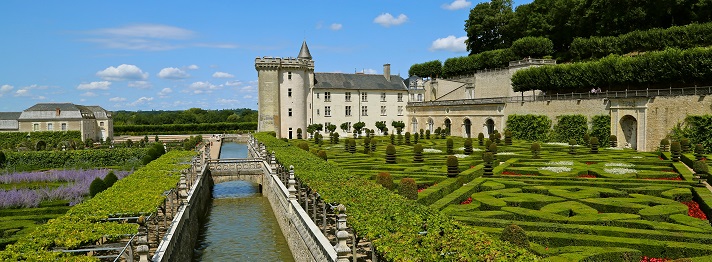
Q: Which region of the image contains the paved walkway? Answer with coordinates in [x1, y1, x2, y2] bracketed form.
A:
[204, 135, 222, 159]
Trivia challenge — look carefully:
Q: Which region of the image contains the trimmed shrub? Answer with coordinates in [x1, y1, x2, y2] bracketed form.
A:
[0, 151, 5, 168]
[493, 132, 501, 144]
[681, 138, 691, 153]
[583, 133, 590, 147]
[405, 132, 411, 145]
[693, 161, 709, 175]
[510, 37, 553, 58]
[478, 132, 485, 145]
[386, 144, 396, 164]
[483, 152, 494, 176]
[591, 115, 611, 146]
[397, 134, 403, 145]
[413, 144, 424, 163]
[104, 171, 118, 188]
[297, 141, 309, 151]
[590, 137, 599, 154]
[297, 128, 303, 139]
[531, 142, 541, 159]
[671, 141, 682, 162]
[446, 138, 454, 154]
[89, 177, 106, 197]
[660, 138, 670, 152]
[348, 139, 356, 154]
[447, 155, 459, 177]
[413, 132, 419, 144]
[390, 134, 395, 145]
[35, 140, 47, 151]
[399, 178, 418, 200]
[317, 150, 327, 161]
[500, 224, 529, 249]
[506, 114, 551, 141]
[504, 130, 512, 145]
[553, 114, 587, 144]
[695, 144, 705, 160]
[488, 143, 498, 155]
[569, 139, 577, 155]
[370, 138, 377, 152]
[426, 129, 431, 139]
[485, 140, 493, 152]
[610, 135, 617, 147]
[376, 172, 395, 190]
[419, 129, 425, 139]
[464, 138, 473, 155]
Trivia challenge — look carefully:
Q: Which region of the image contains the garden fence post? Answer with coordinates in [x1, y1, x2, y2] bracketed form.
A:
[288, 166, 296, 214]
[334, 204, 351, 262]
[178, 173, 188, 205]
[270, 151, 276, 172]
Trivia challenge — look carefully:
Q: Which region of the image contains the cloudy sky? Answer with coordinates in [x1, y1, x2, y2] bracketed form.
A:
[0, 0, 531, 112]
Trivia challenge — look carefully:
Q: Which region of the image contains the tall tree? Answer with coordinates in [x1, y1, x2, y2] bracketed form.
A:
[464, 0, 515, 54]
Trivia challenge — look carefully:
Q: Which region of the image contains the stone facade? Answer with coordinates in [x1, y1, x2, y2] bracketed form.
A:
[0, 103, 113, 142]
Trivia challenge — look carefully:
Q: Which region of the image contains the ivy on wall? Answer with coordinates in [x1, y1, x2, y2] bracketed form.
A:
[552, 115, 588, 144]
[505, 114, 552, 141]
[671, 115, 712, 153]
[590, 115, 611, 146]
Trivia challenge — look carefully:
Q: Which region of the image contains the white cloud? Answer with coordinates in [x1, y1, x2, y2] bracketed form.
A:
[224, 80, 242, 87]
[442, 0, 471, 10]
[0, 84, 13, 97]
[14, 89, 29, 97]
[158, 87, 173, 97]
[109, 97, 127, 102]
[364, 68, 377, 74]
[128, 81, 152, 89]
[81, 92, 98, 97]
[330, 23, 343, 31]
[217, 98, 240, 105]
[34, 96, 46, 100]
[158, 67, 190, 79]
[212, 72, 234, 78]
[188, 81, 219, 94]
[96, 64, 148, 81]
[243, 95, 253, 99]
[14, 84, 52, 97]
[187, 64, 199, 70]
[373, 13, 408, 27]
[129, 96, 154, 106]
[241, 85, 255, 92]
[430, 35, 468, 52]
[91, 24, 194, 40]
[77, 81, 112, 90]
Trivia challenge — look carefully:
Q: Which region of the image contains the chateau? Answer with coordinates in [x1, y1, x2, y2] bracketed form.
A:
[256, 43, 712, 152]
[0, 103, 113, 142]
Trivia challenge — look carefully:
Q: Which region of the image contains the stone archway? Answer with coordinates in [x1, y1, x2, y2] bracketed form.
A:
[620, 115, 638, 150]
[485, 118, 495, 136]
[444, 119, 452, 135]
[463, 118, 472, 138]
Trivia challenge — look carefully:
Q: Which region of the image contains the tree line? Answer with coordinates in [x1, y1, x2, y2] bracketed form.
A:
[113, 108, 257, 126]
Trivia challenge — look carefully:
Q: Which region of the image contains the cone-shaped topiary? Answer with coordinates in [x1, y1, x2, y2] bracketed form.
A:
[681, 138, 691, 153]
[89, 177, 106, 197]
[104, 171, 118, 188]
[660, 138, 670, 152]
[495, 132, 502, 144]
[478, 133, 485, 146]
[297, 128, 303, 139]
[671, 141, 681, 162]
[504, 130, 512, 145]
[590, 137, 599, 153]
[390, 134, 395, 145]
[569, 139, 577, 155]
[483, 152, 494, 176]
[298, 141, 309, 151]
[399, 178, 418, 200]
[420, 129, 425, 140]
[610, 135, 617, 147]
[318, 150, 328, 161]
[488, 143, 498, 155]
[333, 132, 340, 144]
[485, 140, 492, 152]
[370, 138, 377, 152]
[583, 133, 590, 147]
[405, 132, 411, 145]
[426, 129, 431, 139]
[446, 138, 454, 154]
[531, 142, 541, 159]
[500, 224, 529, 249]
[397, 134, 403, 145]
[386, 144, 396, 164]
[376, 172, 395, 190]
[413, 144, 424, 163]
[464, 138, 473, 155]
[447, 155, 459, 177]
[695, 144, 705, 161]
[413, 132, 419, 144]
[364, 137, 371, 147]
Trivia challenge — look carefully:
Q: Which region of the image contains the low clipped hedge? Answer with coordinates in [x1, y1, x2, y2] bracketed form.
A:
[4, 148, 148, 170]
[0, 131, 81, 150]
[253, 133, 537, 261]
[0, 150, 194, 261]
[418, 165, 484, 206]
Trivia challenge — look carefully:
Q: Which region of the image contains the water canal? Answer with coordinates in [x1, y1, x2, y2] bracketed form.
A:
[192, 142, 294, 262]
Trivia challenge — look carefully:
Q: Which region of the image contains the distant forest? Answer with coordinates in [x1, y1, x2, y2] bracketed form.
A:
[113, 108, 258, 126]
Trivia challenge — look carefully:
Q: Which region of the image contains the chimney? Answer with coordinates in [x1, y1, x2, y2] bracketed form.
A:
[383, 64, 391, 81]
[55, 108, 61, 116]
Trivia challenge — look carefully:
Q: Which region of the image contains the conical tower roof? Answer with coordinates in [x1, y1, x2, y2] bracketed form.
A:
[297, 41, 312, 60]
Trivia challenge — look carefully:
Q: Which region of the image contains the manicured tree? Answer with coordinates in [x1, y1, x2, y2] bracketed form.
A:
[35, 140, 47, 151]
[426, 129, 431, 139]
[671, 141, 682, 162]
[482, 152, 494, 176]
[583, 133, 590, 147]
[446, 138, 454, 154]
[348, 138, 356, 154]
[590, 137, 599, 154]
[478, 133, 485, 146]
[376, 172, 395, 190]
[386, 144, 396, 164]
[314, 133, 322, 145]
[413, 132, 419, 144]
[660, 138, 670, 152]
[447, 155, 459, 177]
[343, 139, 350, 153]
[681, 138, 691, 153]
[413, 144, 424, 163]
[504, 130, 512, 146]
[693, 161, 709, 181]
[399, 178, 418, 200]
[485, 140, 493, 152]
[500, 224, 529, 249]
[370, 138, 377, 152]
[494, 132, 501, 144]
[0, 151, 6, 168]
[375, 121, 387, 135]
[441, 129, 448, 139]
[531, 142, 541, 159]
[489, 143, 498, 161]
[143, 135, 149, 143]
[390, 134, 395, 145]
[464, 138, 473, 155]
[154, 135, 159, 142]
[569, 139, 577, 155]
[695, 144, 705, 161]
[405, 132, 411, 145]
[363, 137, 371, 154]
[364, 128, 371, 138]
[370, 129, 375, 138]
[317, 150, 328, 161]
[419, 129, 425, 140]
[434, 127, 442, 139]
[297, 128, 303, 139]
[104, 170, 118, 188]
[609, 135, 617, 147]
[397, 133, 403, 145]
[353, 121, 365, 137]
[89, 177, 106, 197]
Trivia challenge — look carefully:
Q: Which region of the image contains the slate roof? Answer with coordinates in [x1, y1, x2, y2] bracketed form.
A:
[298, 41, 312, 60]
[85, 106, 111, 120]
[314, 73, 407, 91]
[0, 112, 20, 130]
[19, 103, 95, 120]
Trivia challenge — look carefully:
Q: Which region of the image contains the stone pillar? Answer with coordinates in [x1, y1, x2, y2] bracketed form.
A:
[136, 216, 150, 262]
[270, 151, 277, 170]
[288, 166, 297, 214]
[178, 174, 189, 205]
[334, 204, 351, 262]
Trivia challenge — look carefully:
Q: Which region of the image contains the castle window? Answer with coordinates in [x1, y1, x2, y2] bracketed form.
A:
[288, 88, 292, 97]
[61, 123, 67, 131]
[380, 106, 386, 116]
[345, 92, 351, 102]
[47, 123, 53, 131]
[33, 123, 39, 131]
[417, 94, 423, 101]
[288, 71, 292, 80]
[347, 122, 352, 132]
[361, 106, 368, 116]
[325, 106, 331, 117]
[100, 122, 104, 127]
[325, 92, 331, 102]
[288, 108, 293, 117]
[381, 92, 386, 102]
[361, 92, 367, 102]
[398, 106, 403, 116]
[345, 106, 351, 116]
[317, 93, 320, 99]
[397, 93, 403, 102]
[317, 109, 320, 115]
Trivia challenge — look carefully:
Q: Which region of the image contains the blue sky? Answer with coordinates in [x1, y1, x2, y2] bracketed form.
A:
[0, 0, 531, 112]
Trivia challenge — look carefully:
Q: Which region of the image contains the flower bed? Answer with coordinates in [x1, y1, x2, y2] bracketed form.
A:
[538, 166, 572, 173]
[546, 161, 574, 166]
[604, 168, 637, 174]
[683, 200, 708, 220]
[605, 162, 635, 167]
[423, 148, 443, 154]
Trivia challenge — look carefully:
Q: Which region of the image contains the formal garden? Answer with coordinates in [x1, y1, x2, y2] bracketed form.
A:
[258, 115, 712, 261]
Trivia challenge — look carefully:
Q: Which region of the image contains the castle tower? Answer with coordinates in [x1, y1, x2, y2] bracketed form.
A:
[255, 41, 314, 138]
